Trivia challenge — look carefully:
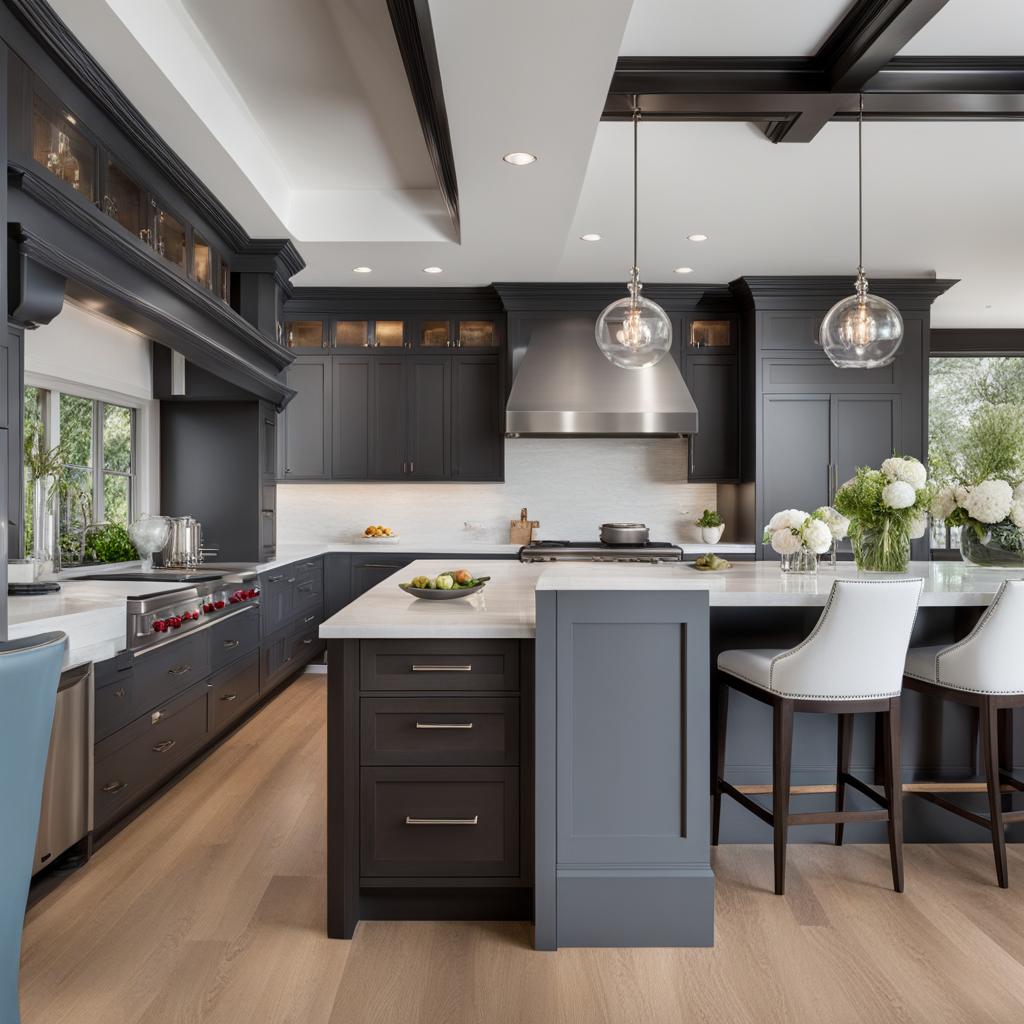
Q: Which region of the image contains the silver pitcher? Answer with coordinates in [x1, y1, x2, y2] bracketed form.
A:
[162, 515, 204, 568]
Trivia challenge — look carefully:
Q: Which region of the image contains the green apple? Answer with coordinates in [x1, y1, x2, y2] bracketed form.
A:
[435, 574, 454, 590]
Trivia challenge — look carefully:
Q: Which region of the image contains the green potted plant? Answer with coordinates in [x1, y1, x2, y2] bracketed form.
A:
[696, 508, 725, 544]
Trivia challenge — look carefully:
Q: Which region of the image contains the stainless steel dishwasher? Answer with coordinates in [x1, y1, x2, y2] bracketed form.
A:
[33, 662, 94, 874]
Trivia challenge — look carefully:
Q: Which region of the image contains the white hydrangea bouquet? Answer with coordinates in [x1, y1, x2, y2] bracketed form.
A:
[930, 403, 1024, 567]
[762, 506, 849, 574]
[833, 456, 932, 572]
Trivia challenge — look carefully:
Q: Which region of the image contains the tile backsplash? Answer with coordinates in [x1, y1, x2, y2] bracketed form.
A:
[277, 438, 718, 546]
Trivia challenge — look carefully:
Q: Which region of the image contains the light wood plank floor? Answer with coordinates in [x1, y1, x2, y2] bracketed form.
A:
[21, 674, 1024, 1024]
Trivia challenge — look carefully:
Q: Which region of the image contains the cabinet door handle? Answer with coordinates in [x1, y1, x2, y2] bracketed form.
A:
[415, 721, 473, 730]
[223, 639, 240, 649]
[287, 577, 296, 584]
[151, 710, 165, 724]
[304, 614, 316, 624]
[168, 664, 191, 676]
[411, 664, 472, 673]
[405, 815, 478, 826]
[101, 780, 127, 794]
[303, 638, 314, 645]
[221, 693, 238, 702]
[268, 574, 285, 583]
[363, 563, 400, 569]
[114, 687, 127, 699]
[409, 461, 415, 474]
[152, 739, 176, 753]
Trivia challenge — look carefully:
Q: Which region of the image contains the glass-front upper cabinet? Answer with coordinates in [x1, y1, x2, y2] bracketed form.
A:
[151, 201, 187, 271]
[688, 319, 733, 349]
[456, 320, 499, 348]
[32, 95, 97, 201]
[285, 320, 325, 349]
[418, 320, 453, 348]
[334, 320, 370, 348]
[191, 231, 213, 290]
[373, 320, 406, 348]
[102, 159, 147, 239]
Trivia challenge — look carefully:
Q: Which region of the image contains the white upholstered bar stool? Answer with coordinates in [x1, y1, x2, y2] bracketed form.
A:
[903, 579, 1024, 888]
[714, 577, 923, 895]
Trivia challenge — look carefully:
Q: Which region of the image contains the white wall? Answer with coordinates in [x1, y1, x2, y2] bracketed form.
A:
[278, 437, 719, 547]
[25, 300, 160, 515]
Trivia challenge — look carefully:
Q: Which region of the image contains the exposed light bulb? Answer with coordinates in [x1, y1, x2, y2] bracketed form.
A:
[616, 303, 653, 350]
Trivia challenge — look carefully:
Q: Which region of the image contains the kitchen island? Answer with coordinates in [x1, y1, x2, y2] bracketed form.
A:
[322, 559, 1018, 949]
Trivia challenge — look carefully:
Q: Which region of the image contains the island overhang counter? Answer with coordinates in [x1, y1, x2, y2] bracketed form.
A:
[322, 559, 1018, 949]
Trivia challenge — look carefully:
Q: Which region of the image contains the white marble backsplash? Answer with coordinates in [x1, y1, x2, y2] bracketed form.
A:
[277, 438, 718, 547]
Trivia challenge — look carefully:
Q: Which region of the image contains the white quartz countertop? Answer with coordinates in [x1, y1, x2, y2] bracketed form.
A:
[8, 580, 193, 669]
[319, 559, 1019, 639]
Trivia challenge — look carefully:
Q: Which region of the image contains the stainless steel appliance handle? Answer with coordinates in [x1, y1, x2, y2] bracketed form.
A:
[135, 603, 259, 657]
[411, 664, 473, 673]
[415, 722, 473, 730]
[405, 816, 478, 826]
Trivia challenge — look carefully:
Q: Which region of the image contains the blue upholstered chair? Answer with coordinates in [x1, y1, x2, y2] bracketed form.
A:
[0, 631, 66, 1024]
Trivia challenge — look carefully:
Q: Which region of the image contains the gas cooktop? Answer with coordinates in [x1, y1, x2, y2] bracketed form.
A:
[519, 540, 684, 563]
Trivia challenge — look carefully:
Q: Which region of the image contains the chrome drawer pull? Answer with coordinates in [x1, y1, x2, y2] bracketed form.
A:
[405, 815, 479, 826]
[221, 693, 238, 702]
[411, 664, 473, 673]
[303, 615, 316, 624]
[303, 638, 314, 645]
[223, 639, 240, 649]
[168, 664, 191, 676]
[268, 574, 285, 583]
[415, 722, 473, 730]
[151, 710, 165, 724]
[101, 780, 127, 794]
[153, 739, 176, 753]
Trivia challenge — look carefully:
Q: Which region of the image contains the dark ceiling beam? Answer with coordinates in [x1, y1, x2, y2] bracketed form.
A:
[819, 0, 952, 92]
[605, 0, 982, 142]
[387, 0, 460, 239]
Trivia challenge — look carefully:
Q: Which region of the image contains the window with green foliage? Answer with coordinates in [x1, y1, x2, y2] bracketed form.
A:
[23, 385, 136, 564]
[929, 357, 1024, 549]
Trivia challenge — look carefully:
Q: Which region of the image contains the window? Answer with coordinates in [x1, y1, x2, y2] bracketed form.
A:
[23, 386, 137, 564]
[929, 356, 1024, 550]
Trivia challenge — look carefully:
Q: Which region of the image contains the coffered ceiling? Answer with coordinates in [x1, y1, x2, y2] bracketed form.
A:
[46, 0, 1024, 327]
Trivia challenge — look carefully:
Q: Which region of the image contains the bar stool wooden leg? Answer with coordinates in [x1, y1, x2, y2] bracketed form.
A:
[834, 713, 854, 847]
[999, 707, 1014, 814]
[980, 696, 1009, 888]
[712, 682, 728, 846]
[881, 698, 904, 893]
[773, 698, 794, 895]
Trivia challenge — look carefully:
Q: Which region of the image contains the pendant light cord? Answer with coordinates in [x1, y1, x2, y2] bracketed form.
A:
[858, 93, 864, 275]
[632, 94, 639, 277]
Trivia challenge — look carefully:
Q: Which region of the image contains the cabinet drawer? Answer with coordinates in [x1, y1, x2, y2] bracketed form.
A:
[209, 605, 261, 672]
[94, 681, 209, 829]
[260, 569, 293, 633]
[95, 669, 137, 742]
[361, 640, 519, 692]
[361, 697, 519, 766]
[290, 623, 324, 663]
[132, 631, 211, 714]
[293, 575, 323, 617]
[360, 767, 518, 877]
[209, 651, 261, 732]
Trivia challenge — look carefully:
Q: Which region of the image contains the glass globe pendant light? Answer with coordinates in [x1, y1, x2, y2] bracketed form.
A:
[819, 94, 903, 369]
[595, 96, 672, 370]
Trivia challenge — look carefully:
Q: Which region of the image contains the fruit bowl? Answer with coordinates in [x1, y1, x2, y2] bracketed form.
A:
[399, 580, 487, 601]
[359, 534, 400, 544]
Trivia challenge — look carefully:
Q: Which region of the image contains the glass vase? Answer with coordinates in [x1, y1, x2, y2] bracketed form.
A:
[780, 548, 817, 575]
[852, 521, 910, 573]
[960, 523, 1024, 569]
[31, 475, 55, 565]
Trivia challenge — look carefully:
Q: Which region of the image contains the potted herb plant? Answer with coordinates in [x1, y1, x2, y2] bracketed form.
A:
[696, 509, 725, 544]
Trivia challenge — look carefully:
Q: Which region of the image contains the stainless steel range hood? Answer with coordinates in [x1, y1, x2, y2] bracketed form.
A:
[505, 318, 699, 437]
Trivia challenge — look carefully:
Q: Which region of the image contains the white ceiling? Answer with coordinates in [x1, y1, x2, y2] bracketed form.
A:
[620, 0, 854, 57]
[44, 0, 1024, 327]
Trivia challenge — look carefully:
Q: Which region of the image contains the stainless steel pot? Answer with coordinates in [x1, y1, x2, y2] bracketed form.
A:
[599, 522, 649, 545]
[162, 515, 203, 568]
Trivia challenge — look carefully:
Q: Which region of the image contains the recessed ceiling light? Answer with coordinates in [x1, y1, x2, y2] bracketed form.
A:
[352, 266, 373, 273]
[422, 266, 443, 274]
[687, 233, 708, 242]
[503, 152, 537, 166]
[580, 233, 602, 242]
[674, 266, 694, 275]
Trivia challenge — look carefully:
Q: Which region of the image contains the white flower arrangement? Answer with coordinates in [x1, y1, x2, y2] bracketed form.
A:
[763, 506, 842, 558]
[833, 456, 933, 572]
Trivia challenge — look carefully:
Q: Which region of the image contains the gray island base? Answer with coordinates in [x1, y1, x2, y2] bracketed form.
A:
[323, 560, 1019, 950]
